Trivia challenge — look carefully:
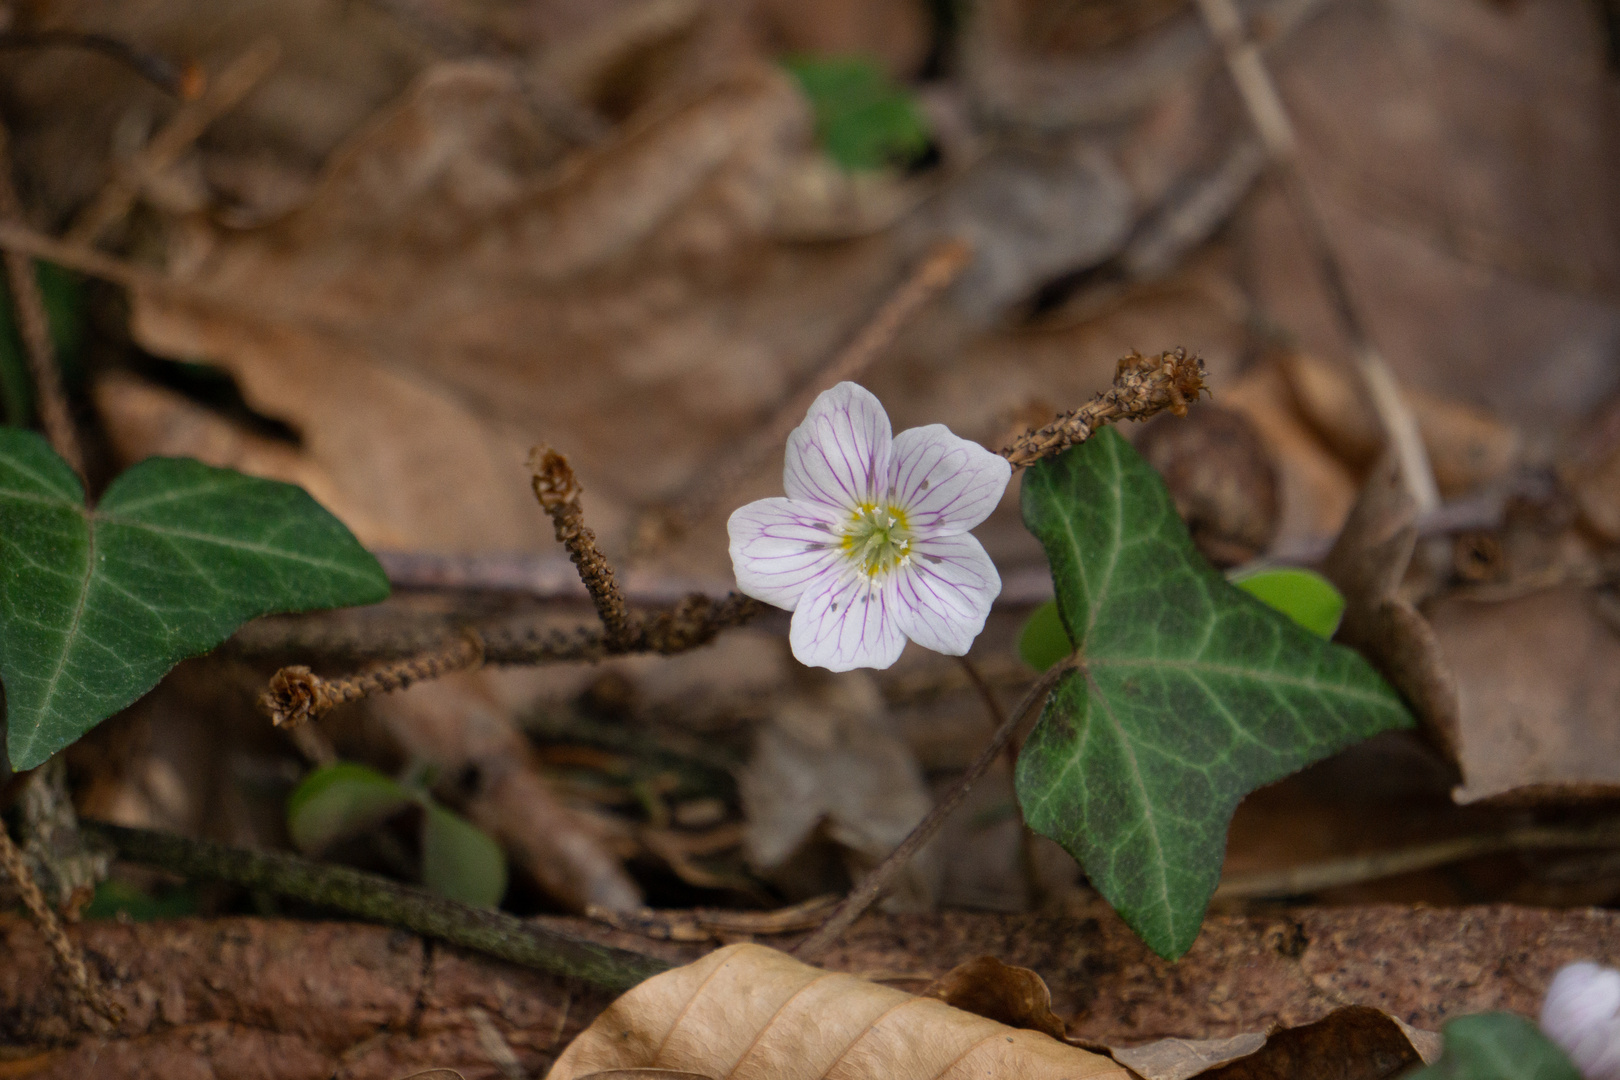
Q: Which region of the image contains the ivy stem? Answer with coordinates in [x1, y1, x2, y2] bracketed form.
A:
[0, 818, 122, 1023]
[84, 821, 669, 992]
[793, 659, 1074, 962]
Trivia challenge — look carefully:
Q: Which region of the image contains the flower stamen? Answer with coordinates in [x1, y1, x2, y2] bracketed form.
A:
[840, 502, 914, 578]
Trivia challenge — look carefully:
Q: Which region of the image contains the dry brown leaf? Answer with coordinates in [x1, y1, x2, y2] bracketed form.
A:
[1278, 352, 1521, 498]
[1134, 405, 1279, 567]
[1321, 455, 1461, 762]
[739, 671, 936, 909]
[1110, 1034, 1268, 1080]
[1430, 586, 1620, 803]
[1224, 359, 1359, 550]
[121, 56, 828, 557]
[546, 943, 1129, 1079]
[1193, 1006, 1429, 1080]
[920, 955, 1069, 1042]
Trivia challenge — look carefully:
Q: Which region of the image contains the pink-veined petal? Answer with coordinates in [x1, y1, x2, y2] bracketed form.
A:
[888, 425, 1012, 537]
[784, 382, 892, 513]
[789, 568, 907, 672]
[892, 534, 1001, 656]
[728, 497, 844, 611]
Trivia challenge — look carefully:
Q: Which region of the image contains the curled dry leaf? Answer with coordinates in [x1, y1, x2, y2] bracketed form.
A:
[1321, 454, 1461, 762]
[547, 943, 1128, 1080]
[920, 955, 1069, 1042]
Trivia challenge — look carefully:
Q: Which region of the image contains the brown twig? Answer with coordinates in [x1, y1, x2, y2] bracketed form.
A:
[0, 31, 197, 97]
[661, 238, 972, 532]
[793, 661, 1074, 962]
[1192, 0, 1439, 514]
[1000, 348, 1207, 469]
[0, 119, 83, 475]
[262, 632, 484, 729]
[67, 37, 282, 247]
[1215, 818, 1620, 900]
[0, 819, 121, 1024]
[257, 347, 1197, 718]
[531, 447, 634, 646]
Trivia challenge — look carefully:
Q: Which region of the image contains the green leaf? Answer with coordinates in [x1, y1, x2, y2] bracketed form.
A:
[1407, 1013, 1582, 1080]
[1015, 429, 1413, 959]
[0, 431, 390, 769]
[782, 56, 930, 171]
[287, 762, 416, 852]
[1230, 567, 1345, 639]
[84, 878, 198, 922]
[1019, 599, 1073, 672]
[422, 804, 508, 908]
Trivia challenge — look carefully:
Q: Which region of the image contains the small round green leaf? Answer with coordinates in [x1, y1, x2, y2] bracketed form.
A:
[1407, 1013, 1582, 1080]
[1230, 567, 1346, 639]
[0, 431, 390, 770]
[287, 762, 415, 853]
[1018, 599, 1073, 672]
[422, 804, 507, 908]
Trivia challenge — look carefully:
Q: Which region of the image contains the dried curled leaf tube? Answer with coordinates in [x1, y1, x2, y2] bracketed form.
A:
[548, 943, 1128, 1079]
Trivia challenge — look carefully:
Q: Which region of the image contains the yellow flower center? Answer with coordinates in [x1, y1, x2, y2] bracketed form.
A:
[840, 502, 913, 578]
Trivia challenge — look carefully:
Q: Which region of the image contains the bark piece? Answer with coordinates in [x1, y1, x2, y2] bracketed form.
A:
[3, 905, 1617, 1077]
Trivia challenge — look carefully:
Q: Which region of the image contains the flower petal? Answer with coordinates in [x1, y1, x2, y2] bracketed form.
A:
[728, 497, 844, 611]
[888, 424, 1012, 537]
[892, 534, 1002, 656]
[789, 569, 907, 672]
[784, 382, 892, 513]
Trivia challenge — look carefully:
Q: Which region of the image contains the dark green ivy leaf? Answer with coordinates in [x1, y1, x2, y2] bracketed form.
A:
[0, 430, 389, 770]
[1408, 1013, 1582, 1080]
[1015, 429, 1413, 959]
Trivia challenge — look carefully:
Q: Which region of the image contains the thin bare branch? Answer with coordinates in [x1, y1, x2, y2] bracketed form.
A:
[793, 661, 1073, 962]
[1000, 348, 1207, 469]
[1193, 0, 1439, 514]
[68, 37, 282, 247]
[661, 238, 972, 532]
[0, 119, 83, 474]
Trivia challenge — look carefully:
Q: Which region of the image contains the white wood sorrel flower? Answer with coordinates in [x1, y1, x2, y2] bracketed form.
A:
[1543, 961, 1620, 1080]
[728, 382, 1012, 671]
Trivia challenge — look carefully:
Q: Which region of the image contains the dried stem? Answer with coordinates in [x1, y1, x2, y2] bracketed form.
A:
[1215, 818, 1620, 900]
[531, 447, 634, 646]
[0, 819, 122, 1023]
[1192, 0, 1439, 514]
[664, 238, 972, 531]
[84, 820, 667, 992]
[793, 661, 1073, 962]
[0, 31, 197, 97]
[0, 119, 83, 475]
[68, 37, 281, 247]
[261, 631, 485, 728]
[1000, 348, 1208, 469]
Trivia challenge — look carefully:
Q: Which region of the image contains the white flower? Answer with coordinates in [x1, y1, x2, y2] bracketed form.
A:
[1543, 961, 1620, 1080]
[728, 382, 1012, 671]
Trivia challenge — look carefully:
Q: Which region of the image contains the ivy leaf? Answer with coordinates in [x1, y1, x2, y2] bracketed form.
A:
[1015, 429, 1413, 959]
[1408, 1013, 1583, 1080]
[1230, 567, 1345, 639]
[0, 430, 389, 770]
